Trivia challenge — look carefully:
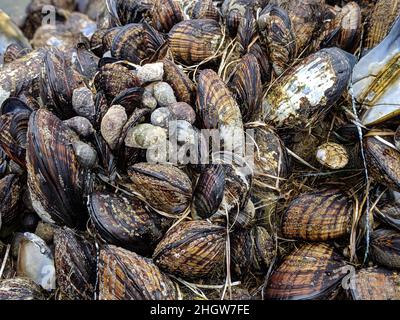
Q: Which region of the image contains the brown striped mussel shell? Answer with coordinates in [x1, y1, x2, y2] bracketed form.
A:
[265, 243, 348, 300]
[54, 227, 96, 300]
[364, 0, 400, 51]
[26, 109, 87, 228]
[376, 203, 400, 232]
[229, 53, 262, 122]
[257, 4, 296, 76]
[127, 162, 192, 215]
[88, 191, 170, 254]
[192, 0, 220, 21]
[349, 267, 400, 300]
[168, 19, 223, 65]
[153, 220, 226, 279]
[99, 244, 178, 300]
[191, 164, 225, 220]
[370, 229, 400, 270]
[151, 0, 184, 33]
[0, 278, 47, 300]
[163, 59, 196, 105]
[364, 136, 400, 192]
[232, 225, 275, 276]
[0, 174, 22, 236]
[282, 189, 352, 241]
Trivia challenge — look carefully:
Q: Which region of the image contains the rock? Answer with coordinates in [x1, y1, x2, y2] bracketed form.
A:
[72, 141, 98, 169]
[100, 105, 127, 150]
[142, 91, 158, 110]
[168, 102, 196, 124]
[151, 107, 173, 128]
[125, 123, 167, 149]
[34, 221, 54, 244]
[63, 116, 95, 138]
[153, 82, 177, 108]
[72, 87, 96, 121]
[136, 62, 164, 84]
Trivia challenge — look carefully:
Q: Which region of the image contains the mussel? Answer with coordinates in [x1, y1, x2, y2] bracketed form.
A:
[370, 229, 400, 270]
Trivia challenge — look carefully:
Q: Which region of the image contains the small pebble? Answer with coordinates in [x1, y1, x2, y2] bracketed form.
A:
[125, 123, 167, 149]
[72, 87, 96, 121]
[72, 141, 98, 169]
[142, 91, 158, 110]
[136, 62, 164, 84]
[169, 120, 198, 145]
[63, 116, 94, 138]
[151, 107, 173, 128]
[168, 102, 196, 124]
[153, 82, 177, 108]
[100, 105, 127, 150]
[35, 221, 55, 244]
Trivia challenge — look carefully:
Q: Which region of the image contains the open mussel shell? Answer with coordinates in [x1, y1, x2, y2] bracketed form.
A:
[153, 220, 226, 279]
[0, 174, 22, 236]
[349, 267, 400, 300]
[152, 0, 184, 33]
[364, 0, 400, 51]
[352, 17, 400, 126]
[94, 63, 139, 102]
[265, 243, 348, 300]
[26, 109, 87, 228]
[17, 232, 56, 291]
[370, 229, 400, 270]
[192, 164, 225, 220]
[257, 4, 296, 76]
[376, 204, 400, 232]
[54, 227, 96, 300]
[88, 191, 170, 255]
[282, 189, 352, 241]
[163, 59, 196, 105]
[364, 136, 400, 192]
[232, 225, 274, 276]
[229, 54, 262, 122]
[99, 244, 177, 300]
[0, 278, 47, 300]
[263, 47, 355, 128]
[0, 110, 29, 168]
[40, 50, 85, 119]
[168, 19, 223, 65]
[127, 163, 192, 215]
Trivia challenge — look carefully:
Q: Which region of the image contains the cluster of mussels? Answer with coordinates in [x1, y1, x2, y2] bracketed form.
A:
[0, 0, 400, 300]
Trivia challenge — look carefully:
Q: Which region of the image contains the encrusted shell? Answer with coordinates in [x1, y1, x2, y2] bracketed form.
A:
[168, 19, 223, 65]
[350, 267, 400, 300]
[370, 229, 400, 270]
[364, 136, 400, 192]
[26, 109, 87, 228]
[127, 163, 192, 215]
[54, 227, 96, 300]
[88, 191, 170, 254]
[263, 48, 355, 128]
[153, 220, 226, 278]
[99, 244, 177, 300]
[265, 243, 348, 300]
[316, 142, 349, 170]
[282, 189, 352, 241]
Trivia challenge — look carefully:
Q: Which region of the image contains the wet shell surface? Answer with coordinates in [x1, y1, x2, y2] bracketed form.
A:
[364, 136, 400, 192]
[88, 191, 169, 254]
[263, 48, 355, 127]
[26, 109, 87, 228]
[168, 19, 223, 65]
[265, 243, 348, 300]
[127, 163, 192, 215]
[54, 228, 96, 300]
[370, 229, 400, 270]
[350, 267, 400, 300]
[99, 244, 177, 300]
[282, 189, 352, 241]
[153, 220, 226, 278]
